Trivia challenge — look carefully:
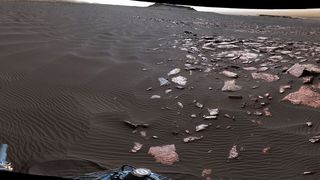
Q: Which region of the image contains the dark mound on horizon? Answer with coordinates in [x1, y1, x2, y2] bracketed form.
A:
[148, 3, 196, 11]
[141, 0, 317, 9]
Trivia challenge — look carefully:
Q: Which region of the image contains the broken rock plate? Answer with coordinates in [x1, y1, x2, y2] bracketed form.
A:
[282, 86, 320, 109]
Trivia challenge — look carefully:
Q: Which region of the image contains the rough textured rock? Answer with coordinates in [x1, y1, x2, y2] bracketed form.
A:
[148, 144, 179, 165]
[282, 86, 320, 109]
[251, 72, 280, 82]
[221, 80, 242, 92]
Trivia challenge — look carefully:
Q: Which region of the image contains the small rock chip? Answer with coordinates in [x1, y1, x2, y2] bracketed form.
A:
[167, 68, 181, 76]
[172, 76, 187, 86]
[195, 102, 204, 108]
[196, 124, 210, 132]
[201, 169, 212, 178]
[159, 77, 170, 86]
[177, 102, 183, 108]
[306, 122, 313, 127]
[279, 85, 292, 94]
[243, 67, 257, 71]
[207, 108, 219, 116]
[203, 115, 217, 119]
[165, 89, 172, 94]
[302, 76, 313, 84]
[221, 70, 238, 78]
[191, 114, 197, 118]
[151, 95, 161, 99]
[222, 80, 242, 92]
[131, 142, 143, 153]
[262, 147, 271, 154]
[309, 135, 320, 143]
[303, 171, 314, 175]
[228, 145, 239, 159]
[251, 72, 280, 82]
[183, 136, 203, 143]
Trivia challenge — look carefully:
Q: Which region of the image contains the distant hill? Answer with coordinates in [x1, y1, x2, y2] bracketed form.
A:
[148, 3, 196, 11]
[142, 0, 317, 9]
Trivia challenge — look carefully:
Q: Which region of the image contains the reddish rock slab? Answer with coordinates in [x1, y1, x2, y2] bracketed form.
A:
[251, 72, 280, 82]
[148, 144, 179, 165]
[282, 86, 320, 109]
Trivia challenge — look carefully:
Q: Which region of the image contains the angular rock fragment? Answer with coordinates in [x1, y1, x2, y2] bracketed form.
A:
[207, 108, 219, 116]
[287, 63, 320, 77]
[302, 76, 313, 84]
[186, 54, 196, 60]
[222, 80, 242, 92]
[251, 72, 280, 82]
[151, 95, 161, 99]
[287, 63, 306, 77]
[203, 115, 217, 119]
[306, 122, 313, 127]
[279, 85, 292, 94]
[282, 86, 320, 109]
[159, 77, 170, 86]
[243, 67, 257, 71]
[172, 76, 187, 86]
[195, 102, 204, 108]
[177, 102, 183, 108]
[228, 145, 239, 159]
[262, 147, 271, 154]
[309, 135, 320, 143]
[131, 142, 143, 153]
[196, 124, 210, 132]
[148, 144, 179, 165]
[201, 169, 212, 178]
[167, 68, 181, 76]
[183, 136, 203, 143]
[221, 70, 238, 78]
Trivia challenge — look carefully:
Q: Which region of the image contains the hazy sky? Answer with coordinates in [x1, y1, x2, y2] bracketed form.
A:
[72, 0, 320, 18]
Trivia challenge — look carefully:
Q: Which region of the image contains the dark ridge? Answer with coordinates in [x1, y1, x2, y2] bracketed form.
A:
[140, 0, 318, 9]
[259, 14, 295, 19]
[148, 3, 196, 11]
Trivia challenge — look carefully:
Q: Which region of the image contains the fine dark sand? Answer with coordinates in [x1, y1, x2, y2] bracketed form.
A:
[1, 1, 320, 179]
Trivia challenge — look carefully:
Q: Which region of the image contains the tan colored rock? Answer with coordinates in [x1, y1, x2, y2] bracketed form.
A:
[282, 86, 320, 109]
[148, 144, 179, 165]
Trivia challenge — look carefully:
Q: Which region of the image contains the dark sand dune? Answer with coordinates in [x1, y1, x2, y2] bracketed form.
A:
[1, 1, 320, 179]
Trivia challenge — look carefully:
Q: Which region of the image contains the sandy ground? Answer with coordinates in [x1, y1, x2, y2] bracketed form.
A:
[1, 1, 320, 179]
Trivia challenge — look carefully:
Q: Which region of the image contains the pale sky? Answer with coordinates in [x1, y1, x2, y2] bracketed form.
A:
[71, 0, 320, 18]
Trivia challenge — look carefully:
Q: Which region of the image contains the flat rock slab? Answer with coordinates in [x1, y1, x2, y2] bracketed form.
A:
[251, 72, 280, 82]
[282, 86, 320, 109]
[287, 63, 320, 77]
